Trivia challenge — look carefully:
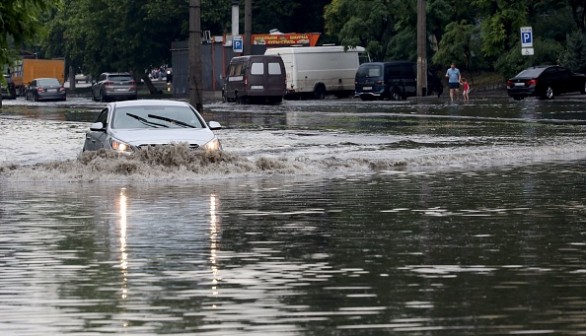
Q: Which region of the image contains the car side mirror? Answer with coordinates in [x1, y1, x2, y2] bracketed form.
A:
[89, 122, 105, 131]
[208, 121, 222, 130]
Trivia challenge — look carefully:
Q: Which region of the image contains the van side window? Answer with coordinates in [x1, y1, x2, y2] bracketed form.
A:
[268, 62, 282, 75]
[231, 63, 243, 76]
[228, 64, 237, 76]
[251, 62, 264, 75]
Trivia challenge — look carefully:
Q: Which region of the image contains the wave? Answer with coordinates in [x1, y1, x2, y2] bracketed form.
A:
[1, 139, 585, 183]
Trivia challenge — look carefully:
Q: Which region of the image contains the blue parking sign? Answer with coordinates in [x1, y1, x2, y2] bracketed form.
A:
[520, 27, 533, 48]
[233, 36, 243, 53]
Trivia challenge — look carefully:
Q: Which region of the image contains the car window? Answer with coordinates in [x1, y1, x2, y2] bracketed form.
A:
[357, 65, 381, 78]
[268, 62, 282, 75]
[234, 64, 242, 76]
[37, 78, 60, 86]
[250, 62, 264, 75]
[516, 68, 546, 77]
[107, 75, 132, 82]
[96, 108, 109, 126]
[112, 105, 205, 129]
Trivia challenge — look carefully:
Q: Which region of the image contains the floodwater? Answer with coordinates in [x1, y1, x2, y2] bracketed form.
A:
[1, 95, 586, 335]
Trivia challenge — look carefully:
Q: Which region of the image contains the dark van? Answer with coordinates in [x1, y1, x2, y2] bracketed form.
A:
[355, 61, 443, 100]
[222, 55, 286, 104]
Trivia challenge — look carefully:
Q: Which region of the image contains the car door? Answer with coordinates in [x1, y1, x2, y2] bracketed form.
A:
[556, 67, 573, 93]
[27, 80, 37, 100]
[92, 73, 105, 99]
[84, 108, 110, 151]
[547, 67, 566, 94]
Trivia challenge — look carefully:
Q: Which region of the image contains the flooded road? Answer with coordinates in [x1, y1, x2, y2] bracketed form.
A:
[1, 95, 586, 335]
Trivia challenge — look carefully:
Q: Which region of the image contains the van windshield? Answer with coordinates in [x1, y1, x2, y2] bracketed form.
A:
[357, 65, 382, 78]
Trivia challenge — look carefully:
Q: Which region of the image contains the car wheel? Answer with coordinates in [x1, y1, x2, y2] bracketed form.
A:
[391, 88, 402, 101]
[313, 85, 326, 100]
[544, 86, 554, 99]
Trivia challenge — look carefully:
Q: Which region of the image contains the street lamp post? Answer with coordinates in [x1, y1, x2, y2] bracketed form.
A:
[188, 0, 203, 112]
[416, 0, 427, 97]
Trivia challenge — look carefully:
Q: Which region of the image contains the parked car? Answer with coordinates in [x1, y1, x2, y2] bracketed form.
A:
[222, 55, 286, 104]
[91, 72, 137, 102]
[75, 73, 89, 83]
[506, 65, 586, 100]
[354, 61, 443, 100]
[82, 99, 222, 154]
[1, 74, 17, 99]
[24, 77, 66, 101]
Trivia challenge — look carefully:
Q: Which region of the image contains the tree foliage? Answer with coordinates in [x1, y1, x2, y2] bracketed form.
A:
[0, 0, 60, 70]
[324, 0, 586, 77]
[8, 0, 586, 82]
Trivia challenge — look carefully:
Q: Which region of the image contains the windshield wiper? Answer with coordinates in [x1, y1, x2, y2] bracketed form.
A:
[127, 113, 168, 128]
[148, 114, 195, 128]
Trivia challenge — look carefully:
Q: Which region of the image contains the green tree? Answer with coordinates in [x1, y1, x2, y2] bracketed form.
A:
[253, 0, 328, 34]
[1, 0, 60, 69]
[324, 0, 394, 61]
[55, 0, 233, 83]
[432, 20, 476, 69]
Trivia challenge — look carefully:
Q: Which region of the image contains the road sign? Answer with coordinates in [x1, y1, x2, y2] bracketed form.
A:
[233, 35, 243, 53]
[520, 26, 533, 48]
[522, 47, 534, 56]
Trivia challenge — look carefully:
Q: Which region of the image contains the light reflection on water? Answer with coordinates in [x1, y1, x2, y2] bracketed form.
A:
[1, 98, 586, 334]
[1, 166, 586, 335]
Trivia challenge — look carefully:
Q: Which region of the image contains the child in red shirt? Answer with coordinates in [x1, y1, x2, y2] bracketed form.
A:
[461, 78, 470, 102]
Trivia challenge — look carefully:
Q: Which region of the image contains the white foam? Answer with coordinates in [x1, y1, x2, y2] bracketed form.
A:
[1, 116, 586, 183]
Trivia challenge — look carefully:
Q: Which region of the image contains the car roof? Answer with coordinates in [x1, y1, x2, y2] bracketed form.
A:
[513, 66, 556, 78]
[33, 77, 60, 81]
[109, 99, 191, 108]
[360, 61, 413, 65]
[101, 72, 131, 76]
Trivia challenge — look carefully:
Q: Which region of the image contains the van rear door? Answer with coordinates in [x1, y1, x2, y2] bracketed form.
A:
[265, 60, 285, 97]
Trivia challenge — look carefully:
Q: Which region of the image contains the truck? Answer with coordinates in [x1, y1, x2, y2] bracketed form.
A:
[10, 59, 65, 96]
[264, 45, 369, 99]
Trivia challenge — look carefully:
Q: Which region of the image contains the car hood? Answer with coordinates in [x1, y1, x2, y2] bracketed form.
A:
[109, 128, 215, 146]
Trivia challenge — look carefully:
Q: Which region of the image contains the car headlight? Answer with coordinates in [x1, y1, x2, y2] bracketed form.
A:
[202, 138, 222, 152]
[110, 139, 134, 153]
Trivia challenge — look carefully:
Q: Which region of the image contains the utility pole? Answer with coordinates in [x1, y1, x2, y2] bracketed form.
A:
[189, 0, 203, 112]
[416, 0, 427, 97]
[244, 0, 252, 55]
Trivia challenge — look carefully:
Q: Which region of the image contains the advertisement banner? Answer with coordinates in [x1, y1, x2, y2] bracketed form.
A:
[251, 33, 321, 47]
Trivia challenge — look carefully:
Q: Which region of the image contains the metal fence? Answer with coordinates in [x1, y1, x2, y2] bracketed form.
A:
[171, 41, 267, 98]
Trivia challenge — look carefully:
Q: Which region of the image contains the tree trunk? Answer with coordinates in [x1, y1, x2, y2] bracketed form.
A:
[141, 74, 160, 94]
[69, 65, 76, 91]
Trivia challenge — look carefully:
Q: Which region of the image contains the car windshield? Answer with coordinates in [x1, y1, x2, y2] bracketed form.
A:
[38, 78, 60, 86]
[515, 68, 546, 78]
[112, 105, 205, 129]
[357, 65, 382, 78]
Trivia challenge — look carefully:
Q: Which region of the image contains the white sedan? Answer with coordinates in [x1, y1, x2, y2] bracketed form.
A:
[82, 99, 222, 153]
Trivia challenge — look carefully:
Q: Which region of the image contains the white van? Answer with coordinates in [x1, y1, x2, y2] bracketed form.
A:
[264, 45, 369, 99]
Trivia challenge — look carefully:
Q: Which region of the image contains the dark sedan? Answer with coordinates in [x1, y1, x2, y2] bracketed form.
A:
[25, 78, 66, 101]
[507, 65, 586, 100]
